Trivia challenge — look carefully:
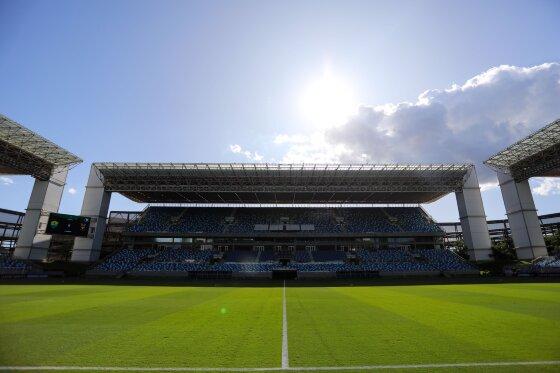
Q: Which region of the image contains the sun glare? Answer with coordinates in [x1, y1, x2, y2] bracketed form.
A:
[299, 68, 356, 128]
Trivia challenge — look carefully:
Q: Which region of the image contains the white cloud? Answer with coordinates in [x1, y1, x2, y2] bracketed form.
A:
[275, 62, 560, 184]
[480, 182, 499, 192]
[273, 134, 308, 145]
[1, 176, 14, 186]
[228, 144, 265, 162]
[278, 132, 352, 163]
[229, 144, 242, 154]
[532, 178, 560, 196]
[68, 187, 77, 195]
[252, 152, 264, 162]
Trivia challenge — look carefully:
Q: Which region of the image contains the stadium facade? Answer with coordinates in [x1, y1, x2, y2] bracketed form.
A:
[70, 162, 494, 264]
[440, 212, 560, 246]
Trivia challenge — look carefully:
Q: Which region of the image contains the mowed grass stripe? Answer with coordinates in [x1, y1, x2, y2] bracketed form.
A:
[0, 286, 283, 368]
[487, 283, 560, 294]
[288, 286, 503, 367]
[338, 285, 559, 362]
[104, 286, 282, 367]
[0, 287, 226, 366]
[59, 287, 254, 366]
[0, 285, 125, 307]
[334, 286, 517, 363]
[0, 286, 193, 324]
[388, 284, 560, 321]
[0, 284, 106, 296]
[442, 283, 560, 303]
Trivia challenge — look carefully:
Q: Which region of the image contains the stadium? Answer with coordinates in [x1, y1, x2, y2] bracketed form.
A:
[1, 112, 559, 371]
[2, 2, 560, 369]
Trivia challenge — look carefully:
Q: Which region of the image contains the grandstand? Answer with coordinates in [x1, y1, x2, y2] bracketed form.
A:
[72, 163, 495, 269]
[127, 206, 440, 235]
[80, 162, 489, 279]
[88, 206, 478, 278]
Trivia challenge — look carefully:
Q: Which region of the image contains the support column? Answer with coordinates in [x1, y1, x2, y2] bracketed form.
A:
[455, 167, 493, 261]
[13, 167, 68, 260]
[497, 172, 547, 259]
[71, 165, 111, 262]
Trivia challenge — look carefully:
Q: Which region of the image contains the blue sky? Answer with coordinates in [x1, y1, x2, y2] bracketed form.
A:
[0, 0, 559, 221]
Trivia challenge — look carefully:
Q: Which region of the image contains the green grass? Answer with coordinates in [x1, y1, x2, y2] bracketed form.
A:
[0, 282, 559, 371]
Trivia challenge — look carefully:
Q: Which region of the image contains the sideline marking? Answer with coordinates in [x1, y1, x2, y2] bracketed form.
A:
[1, 361, 560, 371]
[281, 280, 289, 369]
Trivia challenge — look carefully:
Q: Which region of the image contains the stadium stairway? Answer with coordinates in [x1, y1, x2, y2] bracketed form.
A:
[167, 208, 189, 231]
[224, 208, 237, 234]
[332, 209, 348, 233]
[381, 208, 405, 232]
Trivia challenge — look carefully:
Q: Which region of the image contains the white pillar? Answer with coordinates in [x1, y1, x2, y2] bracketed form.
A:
[497, 172, 547, 259]
[455, 167, 493, 261]
[71, 165, 111, 262]
[13, 166, 68, 260]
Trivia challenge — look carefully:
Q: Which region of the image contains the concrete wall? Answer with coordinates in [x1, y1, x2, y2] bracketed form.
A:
[497, 172, 547, 259]
[13, 166, 68, 260]
[71, 165, 111, 262]
[455, 167, 493, 261]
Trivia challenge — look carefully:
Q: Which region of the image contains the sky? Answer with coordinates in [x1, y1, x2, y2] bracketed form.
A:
[0, 0, 559, 222]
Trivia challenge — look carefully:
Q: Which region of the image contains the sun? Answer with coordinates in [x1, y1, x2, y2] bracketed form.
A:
[299, 68, 356, 129]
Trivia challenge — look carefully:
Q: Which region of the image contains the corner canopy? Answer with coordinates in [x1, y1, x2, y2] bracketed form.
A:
[0, 114, 82, 180]
[93, 163, 472, 204]
[484, 119, 560, 181]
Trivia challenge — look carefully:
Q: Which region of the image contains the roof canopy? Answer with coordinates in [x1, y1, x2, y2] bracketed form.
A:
[484, 119, 560, 181]
[94, 163, 472, 204]
[0, 114, 82, 180]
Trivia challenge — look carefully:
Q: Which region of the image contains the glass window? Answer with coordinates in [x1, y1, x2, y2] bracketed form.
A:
[155, 237, 173, 243]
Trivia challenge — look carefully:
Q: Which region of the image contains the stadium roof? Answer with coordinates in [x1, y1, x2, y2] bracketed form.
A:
[0, 114, 82, 180]
[93, 163, 472, 204]
[484, 119, 560, 181]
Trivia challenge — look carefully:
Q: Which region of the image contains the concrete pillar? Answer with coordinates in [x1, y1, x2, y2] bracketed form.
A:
[71, 165, 111, 262]
[497, 172, 547, 259]
[13, 166, 68, 260]
[455, 167, 493, 261]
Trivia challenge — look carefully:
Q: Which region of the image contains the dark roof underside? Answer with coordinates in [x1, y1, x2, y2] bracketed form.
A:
[485, 119, 560, 181]
[94, 163, 471, 204]
[0, 114, 82, 180]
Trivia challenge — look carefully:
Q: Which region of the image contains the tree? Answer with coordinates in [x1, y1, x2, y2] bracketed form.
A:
[544, 230, 560, 256]
[491, 238, 516, 261]
[453, 239, 470, 260]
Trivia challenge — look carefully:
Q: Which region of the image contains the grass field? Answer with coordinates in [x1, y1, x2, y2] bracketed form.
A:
[0, 282, 559, 372]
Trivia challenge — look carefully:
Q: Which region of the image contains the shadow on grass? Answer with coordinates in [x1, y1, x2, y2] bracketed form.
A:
[1, 275, 559, 288]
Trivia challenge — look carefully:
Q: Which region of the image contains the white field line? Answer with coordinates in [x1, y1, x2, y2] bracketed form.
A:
[281, 280, 289, 369]
[1, 361, 559, 371]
